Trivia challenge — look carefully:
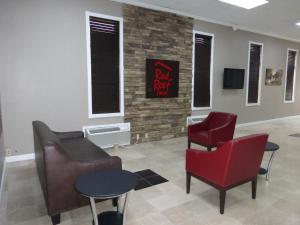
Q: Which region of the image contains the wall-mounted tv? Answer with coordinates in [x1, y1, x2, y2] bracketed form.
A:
[223, 68, 245, 89]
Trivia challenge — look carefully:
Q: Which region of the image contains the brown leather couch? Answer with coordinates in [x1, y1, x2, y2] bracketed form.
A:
[32, 121, 122, 225]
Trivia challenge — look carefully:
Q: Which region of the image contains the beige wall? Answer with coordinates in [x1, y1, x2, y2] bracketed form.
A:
[0, 0, 124, 155]
[0, 0, 300, 155]
[193, 20, 300, 122]
[0, 93, 4, 185]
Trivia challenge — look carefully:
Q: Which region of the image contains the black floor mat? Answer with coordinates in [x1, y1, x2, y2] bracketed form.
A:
[134, 169, 168, 190]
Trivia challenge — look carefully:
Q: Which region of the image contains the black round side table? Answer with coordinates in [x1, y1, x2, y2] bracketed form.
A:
[259, 142, 279, 180]
[75, 170, 137, 225]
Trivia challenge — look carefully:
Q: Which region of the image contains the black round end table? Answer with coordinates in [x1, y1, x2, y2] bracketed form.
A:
[75, 170, 137, 225]
[259, 142, 279, 180]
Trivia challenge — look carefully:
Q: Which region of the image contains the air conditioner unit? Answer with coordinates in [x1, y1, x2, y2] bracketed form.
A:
[82, 123, 130, 149]
[186, 115, 207, 126]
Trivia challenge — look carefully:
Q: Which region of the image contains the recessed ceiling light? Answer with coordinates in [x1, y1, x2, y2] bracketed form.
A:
[218, 0, 269, 10]
[296, 22, 300, 26]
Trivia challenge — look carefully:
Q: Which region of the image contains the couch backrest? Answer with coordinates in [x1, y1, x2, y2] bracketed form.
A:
[32, 121, 62, 147]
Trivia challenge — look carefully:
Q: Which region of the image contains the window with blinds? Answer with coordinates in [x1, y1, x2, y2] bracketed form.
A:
[284, 49, 298, 103]
[193, 32, 213, 109]
[86, 12, 123, 117]
[247, 42, 263, 105]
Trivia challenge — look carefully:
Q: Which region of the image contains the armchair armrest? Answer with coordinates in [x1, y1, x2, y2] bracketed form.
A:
[208, 121, 235, 144]
[188, 115, 212, 134]
[186, 147, 228, 186]
[53, 131, 84, 140]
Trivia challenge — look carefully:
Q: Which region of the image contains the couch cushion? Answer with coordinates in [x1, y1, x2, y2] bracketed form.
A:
[54, 131, 84, 140]
[61, 138, 110, 162]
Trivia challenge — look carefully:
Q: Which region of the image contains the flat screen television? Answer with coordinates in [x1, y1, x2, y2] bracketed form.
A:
[223, 68, 245, 89]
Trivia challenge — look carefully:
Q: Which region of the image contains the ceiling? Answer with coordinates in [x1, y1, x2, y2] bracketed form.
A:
[112, 0, 300, 42]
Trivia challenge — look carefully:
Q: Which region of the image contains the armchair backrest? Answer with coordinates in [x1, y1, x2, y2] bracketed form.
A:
[208, 112, 237, 130]
[221, 134, 268, 187]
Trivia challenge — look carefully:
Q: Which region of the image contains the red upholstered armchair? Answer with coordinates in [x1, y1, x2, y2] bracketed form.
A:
[188, 112, 237, 151]
[186, 134, 268, 214]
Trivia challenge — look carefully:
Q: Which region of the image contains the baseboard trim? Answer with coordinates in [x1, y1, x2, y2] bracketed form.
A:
[237, 115, 300, 127]
[0, 160, 7, 206]
[3, 114, 300, 163]
[5, 153, 35, 163]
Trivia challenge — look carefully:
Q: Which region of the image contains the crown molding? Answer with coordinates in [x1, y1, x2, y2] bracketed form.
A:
[112, 0, 300, 43]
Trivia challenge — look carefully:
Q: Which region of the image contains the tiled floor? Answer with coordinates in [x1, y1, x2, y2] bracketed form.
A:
[1, 118, 300, 225]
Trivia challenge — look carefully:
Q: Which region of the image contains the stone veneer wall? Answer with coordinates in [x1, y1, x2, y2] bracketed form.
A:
[123, 5, 193, 143]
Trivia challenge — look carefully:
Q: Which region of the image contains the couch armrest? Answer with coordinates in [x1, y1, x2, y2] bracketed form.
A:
[44, 143, 122, 215]
[53, 131, 84, 140]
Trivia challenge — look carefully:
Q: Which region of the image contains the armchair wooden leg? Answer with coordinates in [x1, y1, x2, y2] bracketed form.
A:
[186, 172, 191, 194]
[219, 190, 226, 214]
[188, 140, 191, 149]
[252, 177, 257, 199]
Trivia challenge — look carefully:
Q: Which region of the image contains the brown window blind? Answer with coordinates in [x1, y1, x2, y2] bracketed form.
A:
[89, 16, 120, 114]
[247, 43, 262, 104]
[285, 50, 297, 101]
[193, 33, 212, 108]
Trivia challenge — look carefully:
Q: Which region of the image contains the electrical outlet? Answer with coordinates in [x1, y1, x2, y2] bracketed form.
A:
[5, 148, 12, 156]
[181, 127, 185, 132]
[145, 133, 148, 138]
[136, 134, 140, 140]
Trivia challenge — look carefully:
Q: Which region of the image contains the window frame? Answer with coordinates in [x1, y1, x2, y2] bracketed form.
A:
[85, 11, 124, 118]
[246, 41, 264, 107]
[284, 48, 298, 104]
[191, 30, 214, 111]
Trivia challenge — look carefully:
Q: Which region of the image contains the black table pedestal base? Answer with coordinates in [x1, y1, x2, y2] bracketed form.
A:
[92, 211, 123, 225]
[259, 142, 279, 181]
